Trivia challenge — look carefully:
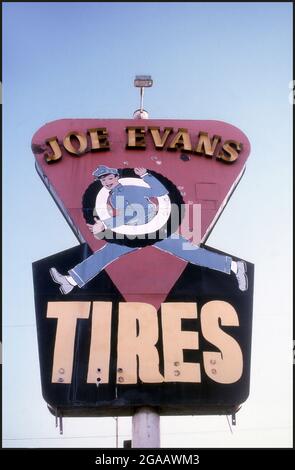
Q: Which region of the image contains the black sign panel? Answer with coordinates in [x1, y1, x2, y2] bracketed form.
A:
[33, 244, 253, 417]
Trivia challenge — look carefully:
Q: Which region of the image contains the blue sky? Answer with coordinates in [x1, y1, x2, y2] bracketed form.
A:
[3, 2, 293, 448]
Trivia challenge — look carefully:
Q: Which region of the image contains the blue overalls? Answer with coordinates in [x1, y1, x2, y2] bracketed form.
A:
[69, 173, 231, 287]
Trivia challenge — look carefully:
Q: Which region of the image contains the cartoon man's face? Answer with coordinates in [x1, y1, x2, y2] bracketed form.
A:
[99, 174, 120, 190]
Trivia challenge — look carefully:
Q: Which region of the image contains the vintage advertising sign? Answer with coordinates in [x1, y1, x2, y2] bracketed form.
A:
[32, 118, 253, 417]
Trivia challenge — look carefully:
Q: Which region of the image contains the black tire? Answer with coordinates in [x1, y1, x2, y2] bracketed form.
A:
[82, 168, 184, 248]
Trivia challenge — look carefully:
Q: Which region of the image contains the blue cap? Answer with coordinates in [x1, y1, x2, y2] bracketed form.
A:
[92, 165, 119, 179]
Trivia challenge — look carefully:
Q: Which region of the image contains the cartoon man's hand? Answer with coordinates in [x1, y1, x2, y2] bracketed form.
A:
[134, 167, 147, 177]
[87, 218, 105, 237]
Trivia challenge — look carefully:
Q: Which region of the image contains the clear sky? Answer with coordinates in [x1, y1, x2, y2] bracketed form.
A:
[3, 2, 293, 448]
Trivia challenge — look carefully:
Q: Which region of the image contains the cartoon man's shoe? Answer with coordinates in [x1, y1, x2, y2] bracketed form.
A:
[235, 261, 248, 292]
[49, 267, 75, 295]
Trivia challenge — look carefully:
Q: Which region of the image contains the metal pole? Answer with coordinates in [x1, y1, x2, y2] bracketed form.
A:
[140, 87, 144, 112]
[131, 92, 160, 448]
[132, 407, 160, 448]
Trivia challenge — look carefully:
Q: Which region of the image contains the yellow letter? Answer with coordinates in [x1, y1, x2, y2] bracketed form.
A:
[148, 127, 173, 149]
[168, 128, 192, 152]
[87, 302, 112, 384]
[63, 131, 88, 155]
[117, 303, 163, 384]
[126, 127, 146, 149]
[45, 136, 62, 163]
[47, 302, 90, 383]
[194, 132, 221, 157]
[217, 140, 242, 163]
[88, 128, 110, 151]
[201, 300, 243, 384]
[161, 303, 201, 383]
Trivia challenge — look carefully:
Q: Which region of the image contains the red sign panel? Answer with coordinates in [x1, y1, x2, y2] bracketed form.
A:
[32, 119, 251, 309]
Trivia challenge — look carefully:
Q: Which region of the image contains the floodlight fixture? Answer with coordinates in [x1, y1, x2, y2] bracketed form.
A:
[134, 75, 153, 88]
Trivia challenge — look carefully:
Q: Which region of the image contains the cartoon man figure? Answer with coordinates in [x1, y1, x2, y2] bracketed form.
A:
[50, 165, 248, 294]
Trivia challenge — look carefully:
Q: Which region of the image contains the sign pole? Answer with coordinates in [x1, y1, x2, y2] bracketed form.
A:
[131, 79, 160, 449]
[132, 407, 160, 448]
[140, 86, 144, 113]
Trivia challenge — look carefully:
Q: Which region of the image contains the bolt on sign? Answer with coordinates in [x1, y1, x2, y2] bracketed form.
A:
[32, 118, 254, 417]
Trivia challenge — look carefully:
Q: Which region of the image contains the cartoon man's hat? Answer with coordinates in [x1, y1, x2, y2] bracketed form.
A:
[92, 165, 119, 179]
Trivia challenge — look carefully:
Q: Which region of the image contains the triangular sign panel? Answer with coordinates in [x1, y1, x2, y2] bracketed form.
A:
[32, 118, 250, 309]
